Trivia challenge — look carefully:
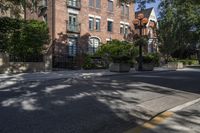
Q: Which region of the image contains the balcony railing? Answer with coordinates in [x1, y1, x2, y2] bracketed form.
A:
[67, 0, 81, 9]
[67, 22, 80, 33]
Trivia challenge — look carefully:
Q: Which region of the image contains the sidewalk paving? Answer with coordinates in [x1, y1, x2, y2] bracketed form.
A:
[0, 67, 173, 83]
[141, 101, 200, 133]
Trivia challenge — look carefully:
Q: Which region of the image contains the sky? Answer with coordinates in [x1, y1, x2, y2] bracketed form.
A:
[135, 0, 161, 16]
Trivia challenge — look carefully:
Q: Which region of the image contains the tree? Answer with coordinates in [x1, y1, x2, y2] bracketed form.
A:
[0, 0, 40, 19]
[118, 0, 155, 10]
[158, 0, 200, 59]
[0, 17, 49, 58]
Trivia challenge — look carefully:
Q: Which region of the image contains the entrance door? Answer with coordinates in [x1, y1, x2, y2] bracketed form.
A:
[68, 38, 77, 57]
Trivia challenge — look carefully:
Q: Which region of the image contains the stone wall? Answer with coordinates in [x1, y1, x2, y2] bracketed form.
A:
[0, 53, 49, 74]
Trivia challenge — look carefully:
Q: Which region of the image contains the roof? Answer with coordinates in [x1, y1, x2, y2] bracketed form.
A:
[135, 7, 154, 19]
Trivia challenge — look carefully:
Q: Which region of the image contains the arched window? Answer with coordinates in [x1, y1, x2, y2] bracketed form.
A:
[88, 37, 101, 54]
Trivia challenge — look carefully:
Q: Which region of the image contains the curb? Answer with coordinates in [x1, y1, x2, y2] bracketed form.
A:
[124, 98, 200, 133]
[169, 97, 200, 112]
[99, 69, 175, 78]
[0, 69, 175, 83]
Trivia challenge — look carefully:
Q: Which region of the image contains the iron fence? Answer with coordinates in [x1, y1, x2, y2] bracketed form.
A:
[9, 54, 44, 62]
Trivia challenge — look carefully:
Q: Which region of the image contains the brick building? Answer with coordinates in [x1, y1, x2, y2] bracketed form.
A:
[25, 0, 135, 69]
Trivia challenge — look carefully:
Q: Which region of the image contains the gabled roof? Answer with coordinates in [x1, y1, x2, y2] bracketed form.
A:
[135, 7, 154, 19]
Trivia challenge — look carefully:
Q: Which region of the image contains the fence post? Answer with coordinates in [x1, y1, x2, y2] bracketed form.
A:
[0, 53, 9, 73]
[44, 53, 53, 72]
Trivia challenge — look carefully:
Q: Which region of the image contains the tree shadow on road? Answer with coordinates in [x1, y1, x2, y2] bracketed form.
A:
[0, 77, 152, 133]
[0, 70, 199, 133]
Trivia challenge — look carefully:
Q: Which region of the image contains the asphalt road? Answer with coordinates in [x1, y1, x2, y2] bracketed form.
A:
[0, 70, 199, 133]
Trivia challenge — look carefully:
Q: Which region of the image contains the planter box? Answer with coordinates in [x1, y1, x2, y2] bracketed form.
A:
[167, 62, 184, 70]
[109, 63, 130, 72]
[135, 64, 154, 71]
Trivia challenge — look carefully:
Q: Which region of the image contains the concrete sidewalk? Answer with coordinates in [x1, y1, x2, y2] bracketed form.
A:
[0, 67, 173, 83]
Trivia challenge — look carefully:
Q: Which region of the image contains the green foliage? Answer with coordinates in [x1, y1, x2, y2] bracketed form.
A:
[158, 0, 200, 59]
[134, 37, 148, 47]
[0, 0, 41, 18]
[82, 55, 95, 69]
[96, 40, 138, 64]
[136, 53, 160, 65]
[82, 55, 107, 70]
[168, 57, 178, 62]
[0, 17, 49, 56]
[178, 59, 199, 66]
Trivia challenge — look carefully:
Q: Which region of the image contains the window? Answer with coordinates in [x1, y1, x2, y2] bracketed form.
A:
[96, 18, 101, 31]
[125, 5, 129, 18]
[43, 14, 47, 23]
[68, 0, 78, 7]
[68, 38, 77, 57]
[96, 0, 101, 9]
[107, 21, 113, 32]
[89, 17, 94, 31]
[88, 37, 100, 54]
[68, 13, 78, 32]
[108, 0, 113, 12]
[120, 24, 124, 34]
[89, 0, 94, 7]
[120, 24, 129, 35]
[121, 4, 129, 18]
[124, 25, 129, 35]
[121, 4, 124, 15]
[44, 0, 47, 6]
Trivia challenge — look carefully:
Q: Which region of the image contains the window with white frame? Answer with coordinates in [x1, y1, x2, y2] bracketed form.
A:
[89, 0, 94, 7]
[88, 37, 100, 54]
[95, 18, 101, 31]
[120, 24, 124, 34]
[108, 0, 113, 12]
[107, 20, 113, 32]
[121, 4, 129, 18]
[124, 25, 129, 35]
[120, 24, 129, 35]
[96, 0, 101, 9]
[89, 17, 94, 31]
[125, 5, 129, 18]
[121, 4, 124, 15]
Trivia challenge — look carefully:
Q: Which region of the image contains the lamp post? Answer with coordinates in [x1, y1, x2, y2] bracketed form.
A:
[133, 13, 148, 71]
[196, 43, 200, 64]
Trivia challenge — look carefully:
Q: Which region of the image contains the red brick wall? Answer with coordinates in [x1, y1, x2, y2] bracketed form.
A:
[54, 0, 68, 38]
[79, 0, 135, 44]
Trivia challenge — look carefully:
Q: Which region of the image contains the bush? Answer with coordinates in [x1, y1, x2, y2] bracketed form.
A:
[82, 55, 107, 69]
[82, 55, 95, 69]
[96, 40, 138, 64]
[178, 59, 198, 66]
[0, 17, 49, 57]
[136, 53, 160, 65]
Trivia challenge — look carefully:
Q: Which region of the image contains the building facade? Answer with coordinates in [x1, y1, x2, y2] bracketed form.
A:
[25, 0, 135, 69]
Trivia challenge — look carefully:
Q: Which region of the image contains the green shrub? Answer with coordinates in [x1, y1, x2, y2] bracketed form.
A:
[136, 53, 160, 65]
[178, 59, 198, 65]
[168, 57, 178, 62]
[82, 55, 95, 69]
[96, 40, 138, 64]
[0, 17, 49, 56]
[82, 55, 107, 69]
